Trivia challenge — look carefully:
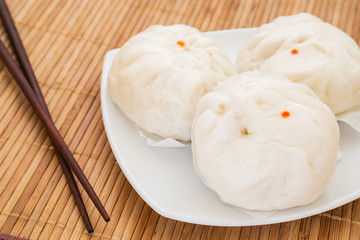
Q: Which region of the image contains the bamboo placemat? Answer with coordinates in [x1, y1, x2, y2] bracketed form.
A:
[0, 0, 360, 239]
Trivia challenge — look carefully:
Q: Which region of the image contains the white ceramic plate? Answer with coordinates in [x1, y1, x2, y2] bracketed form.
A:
[100, 28, 360, 226]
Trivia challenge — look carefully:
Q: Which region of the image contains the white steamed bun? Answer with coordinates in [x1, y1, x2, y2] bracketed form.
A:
[236, 13, 360, 115]
[108, 24, 236, 142]
[192, 71, 339, 211]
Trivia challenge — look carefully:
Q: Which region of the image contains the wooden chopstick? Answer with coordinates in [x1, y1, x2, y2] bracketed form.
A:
[0, 24, 111, 228]
[0, 0, 110, 229]
[0, 0, 94, 233]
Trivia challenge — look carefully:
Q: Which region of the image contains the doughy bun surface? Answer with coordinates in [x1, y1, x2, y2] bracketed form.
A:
[108, 24, 236, 142]
[236, 13, 360, 115]
[192, 71, 339, 211]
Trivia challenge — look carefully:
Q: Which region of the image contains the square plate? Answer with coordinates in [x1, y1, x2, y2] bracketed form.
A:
[101, 28, 360, 226]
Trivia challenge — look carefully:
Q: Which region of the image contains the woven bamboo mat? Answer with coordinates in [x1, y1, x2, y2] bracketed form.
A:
[0, 0, 360, 239]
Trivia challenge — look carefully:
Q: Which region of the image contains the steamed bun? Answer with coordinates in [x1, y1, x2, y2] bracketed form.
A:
[108, 24, 236, 142]
[192, 71, 339, 210]
[236, 13, 360, 115]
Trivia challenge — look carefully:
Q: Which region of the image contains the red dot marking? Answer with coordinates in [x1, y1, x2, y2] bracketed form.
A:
[291, 49, 298, 55]
[177, 41, 185, 47]
[281, 111, 290, 118]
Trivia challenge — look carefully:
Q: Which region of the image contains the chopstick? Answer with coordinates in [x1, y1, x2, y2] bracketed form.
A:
[0, 1, 94, 233]
[0, 0, 110, 231]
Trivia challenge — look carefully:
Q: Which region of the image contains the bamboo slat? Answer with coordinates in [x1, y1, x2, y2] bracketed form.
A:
[0, 0, 360, 239]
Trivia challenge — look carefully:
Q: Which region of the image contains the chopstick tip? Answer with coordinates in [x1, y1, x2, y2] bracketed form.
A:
[84, 220, 94, 233]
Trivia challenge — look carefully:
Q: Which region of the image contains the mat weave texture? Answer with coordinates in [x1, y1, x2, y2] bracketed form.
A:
[0, 0, 360, 239]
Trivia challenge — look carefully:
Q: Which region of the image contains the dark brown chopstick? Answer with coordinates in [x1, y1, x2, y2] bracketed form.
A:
[0, 29, 111, 228]
[0, 0, 110, 229]
[0, 0, 94, 232]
